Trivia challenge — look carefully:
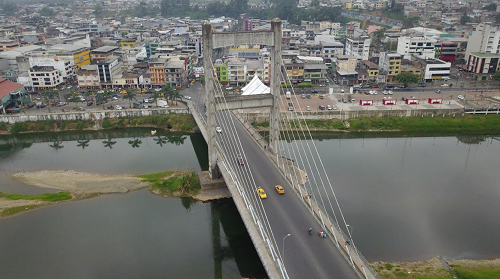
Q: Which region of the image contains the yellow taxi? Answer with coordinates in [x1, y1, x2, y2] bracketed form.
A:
[120, 90, 127, 95]
[275, 185, 285, 194]
[257, 188, 267, 199]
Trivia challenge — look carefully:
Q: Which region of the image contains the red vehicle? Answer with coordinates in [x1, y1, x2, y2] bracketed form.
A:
[61, 108, 69, 112]
[87, 101, 94, 106]
[372, 84, 380, 88]
[237, 154, 244, 165]
[51, 101, 59, 107]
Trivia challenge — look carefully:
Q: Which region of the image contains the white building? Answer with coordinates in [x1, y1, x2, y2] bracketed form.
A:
[421, 58, 451, 81]
[465, 22, 500, 61]
[29, 55, 73, 79]
[77, 65, 100, 88]
[345, 37, 371, 60]
[397, 36, 437, 60]
[29, 66, 64, 90]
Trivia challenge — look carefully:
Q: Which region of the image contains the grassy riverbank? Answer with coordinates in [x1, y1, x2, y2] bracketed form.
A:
[138, 171, 201, 197]
[1, 114, 197, 134]
[252, 115, 500, 134]
[371, 257, 500, 279]
[0, 191, 71, 202]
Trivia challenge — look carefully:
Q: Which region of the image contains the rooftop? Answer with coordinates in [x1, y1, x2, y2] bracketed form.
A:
[0, 78, 23, 98]
[91, 46, 120, 53]
[470, 52, 500, 58]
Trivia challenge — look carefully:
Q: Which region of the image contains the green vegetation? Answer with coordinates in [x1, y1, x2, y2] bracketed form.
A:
[396, 72, 421, 87]
[138, 171, 201, 196]
[348, 115, 500, 133]
[10, 120, 57, 134]
[102, 114, 197, 131]
[0, 122, 7, 132]
[0, 192, 72, 202]
[1, 204, 42, 217]
[60, 120, 95, 131]
[452, 263, 500, 279]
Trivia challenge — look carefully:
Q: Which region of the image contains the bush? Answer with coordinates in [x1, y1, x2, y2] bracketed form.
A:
[10, 120, 57, 133]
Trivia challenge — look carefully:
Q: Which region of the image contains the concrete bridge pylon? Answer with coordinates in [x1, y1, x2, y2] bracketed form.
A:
[202, 19, 283, 179]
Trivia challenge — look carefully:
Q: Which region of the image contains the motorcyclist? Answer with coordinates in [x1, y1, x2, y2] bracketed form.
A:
[308, 228, 312, 234]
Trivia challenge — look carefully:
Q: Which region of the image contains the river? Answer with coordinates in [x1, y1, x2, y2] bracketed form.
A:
[0, 130, 499, 278]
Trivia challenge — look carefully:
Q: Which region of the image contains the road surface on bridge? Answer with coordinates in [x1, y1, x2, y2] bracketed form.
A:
[217, 115, 359, 279]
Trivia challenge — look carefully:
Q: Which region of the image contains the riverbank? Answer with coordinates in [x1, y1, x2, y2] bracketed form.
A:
[371, 257, 500, 279]
[1, 169, 223, 217]
[252, 114, 500, 134]
[0, 114, 198, 134]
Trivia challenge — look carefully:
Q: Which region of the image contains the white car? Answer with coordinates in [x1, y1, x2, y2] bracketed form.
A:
[112, 96, 118, 100]
[155, 88, 162, 92]
[115, 105, 123, 110]
[458, 95, 464, 100]
[327, 105, 333, 110]
[441, 84, 450, 87]
[184, 96, 192, 100]
[216, 126, 222, 133]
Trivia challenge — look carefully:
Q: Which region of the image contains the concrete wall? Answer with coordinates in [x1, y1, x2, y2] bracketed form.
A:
[239, 108, 465, 123]
[0, 108, 189, 124]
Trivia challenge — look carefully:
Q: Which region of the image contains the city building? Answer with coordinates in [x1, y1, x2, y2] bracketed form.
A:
[465, 23, 500, 61]
[282, 58, 305, 84]
[0, 39, 20, 52]
[412, 56, 451, 81]
[47, 44, 91, 68]
[335, 55, 358, 85]
[434, 42, 458, 64]
[29, 55, 73, 80]
[397, 36, 437, 60]
[28, 65, 64, 90]
[76, 65, 100, 89]
[0, 78, 25, 114]
[149, 56, 167, 87]
[345, 37, 371, 60]
[379, 52, 402, 83]
[96, 56, 123, 88]
[466, 52, 500, 80]
[91, 46, 120, 63]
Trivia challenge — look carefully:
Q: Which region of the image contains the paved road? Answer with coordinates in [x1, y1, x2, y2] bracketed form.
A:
[213, 115, 358, 278]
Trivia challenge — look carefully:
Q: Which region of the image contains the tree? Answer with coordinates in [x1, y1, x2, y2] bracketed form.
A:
[162, 84, 175, 104]
[151, 90, 162, 107]
[123, 90, 136, 108]
[460, 15, 470, 25]
[484, 3, 497, 11]
[41, 90, 57, 113]
[395, 72, 420, 87]
[491, 71, 500, 84]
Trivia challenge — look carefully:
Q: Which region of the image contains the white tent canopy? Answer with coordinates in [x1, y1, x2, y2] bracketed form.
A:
[241, 75, 271, 95]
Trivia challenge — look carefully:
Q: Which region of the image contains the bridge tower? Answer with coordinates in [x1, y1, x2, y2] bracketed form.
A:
[203, 19, 282, 179]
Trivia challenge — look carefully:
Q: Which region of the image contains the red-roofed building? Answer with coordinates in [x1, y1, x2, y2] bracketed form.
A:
[0, 78, 26, 114]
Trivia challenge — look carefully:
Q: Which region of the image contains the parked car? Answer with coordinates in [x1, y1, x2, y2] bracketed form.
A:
[87, 101, 93, 106]
[319, 105, 326, 110]
[311, 89, 318, 93]
[306, 94, 311, 99]
[61, 108, 69, 112]
[306, 105, 311, 111]
[184, 96, 192, 100]
[319, 94, 324, 99]
[327, 105, 333, 110]
[301, 94, 306, 99]
[441, 84, 450, 87]
[372, 84, 380, 88]
[51, 101, 59, 107]
[458, 95, 464, 100]
[115, 105, 123, 110]
[362, 84, 371, 88]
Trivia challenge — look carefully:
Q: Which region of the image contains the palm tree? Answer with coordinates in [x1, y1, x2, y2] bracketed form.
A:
[76, 139, 90, 149]
[153, 135, 167, 147]
[102, 137, 117, 149]
[162, 84, 175, 104]
[166, 135, 187, 146]
[41, 90, 57, 112]
[123, 90, 136, 108]
[128, 138, 142, 148]
[172, 90, 180, 105]
[49, 141, 64, 150]
[151, 90, 161, 107]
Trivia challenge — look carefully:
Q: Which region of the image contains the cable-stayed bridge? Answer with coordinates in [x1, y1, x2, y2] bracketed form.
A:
[188, 19, 379, 279]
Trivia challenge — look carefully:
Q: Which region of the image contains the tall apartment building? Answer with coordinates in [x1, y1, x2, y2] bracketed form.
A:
[465, 22, 500, 61]
[379, 52, 402, 83]
[77, 65, 100, 89]
[397, 36, 437, 60]
[96, 56, 122, 88]
[466, 52, 500, 80]
[29, 55, 73, 79]
[149, 57, 167, 87]
[345, 37, 371, 60]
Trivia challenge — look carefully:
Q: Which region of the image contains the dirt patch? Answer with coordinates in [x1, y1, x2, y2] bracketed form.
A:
[10, 170, 149, 194]
[0, 198, 47, 211]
